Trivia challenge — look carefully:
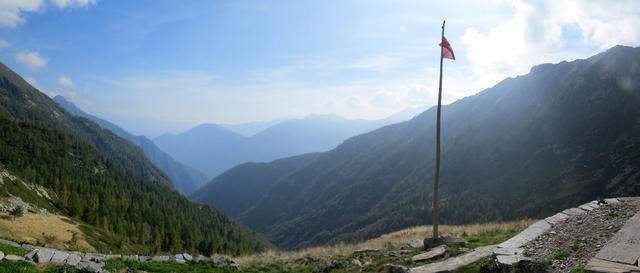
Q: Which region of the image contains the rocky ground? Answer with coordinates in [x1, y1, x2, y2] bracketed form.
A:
[523, 200, 640, 273]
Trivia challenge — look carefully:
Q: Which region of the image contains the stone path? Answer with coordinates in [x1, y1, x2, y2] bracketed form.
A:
[586, 198, 640, 273]
[408, 199, 621, 273]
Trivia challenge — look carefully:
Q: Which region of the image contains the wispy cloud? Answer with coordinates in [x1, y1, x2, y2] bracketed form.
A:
[0, 40, 10, 48]
[15, 51, 48, 71]
[57, 76, 74, 87]
[51, 0, 97, 9]
[0, 0, 43, 28]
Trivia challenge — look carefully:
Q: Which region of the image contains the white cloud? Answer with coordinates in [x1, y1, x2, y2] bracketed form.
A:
[51, 0, 97, 9]
[0, 39, 10, 48]
[57, 76, 74, 87]
[15, 51, 48, 71]
[0, 0, 43, 28]
[461, 0, 640, 92]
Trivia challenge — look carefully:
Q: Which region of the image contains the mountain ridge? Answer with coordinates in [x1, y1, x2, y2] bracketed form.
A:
[191, 45, 640, 250]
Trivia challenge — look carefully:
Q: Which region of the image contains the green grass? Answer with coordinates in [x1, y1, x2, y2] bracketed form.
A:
[571, 266, 585, 273]
[0, 242, 27, 256]
[463, 228, 525, 249]
[0, 260, 92, 273]
[554, 251, 570, 260]
[451, 257, 497, 273]
[102, 258, 318, 273]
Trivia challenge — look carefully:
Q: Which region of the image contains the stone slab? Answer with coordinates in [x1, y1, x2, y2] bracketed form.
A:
[152, 255, 170, 262]
[493, 247, 524, 256]
[83, 253, 107, 262]
[545, 212, 570, 225]
[50, 250, 69, 263]
[579, 204, 595, 211]
[34, 248, 55, 263]
[406, 239, 424, 249]
[498, 220, 550, 249]
[585, 257, 640, 273]
[588, 201, 601, 208]
[563, 207, 587, 216]
[604, 198, 621, 205]
[595, 211, 640, 265]
[0, 250, 4, 260]
[4, 254, 24, 261]
[409, 245, 497, 273]
[182, 253, 192, 261]
[65, 253, 82, 266]
[0, 239, 20, 248]
[617, 197, 640, 203]
[496, 255, 531, 266]
[411, 245, 446, 262]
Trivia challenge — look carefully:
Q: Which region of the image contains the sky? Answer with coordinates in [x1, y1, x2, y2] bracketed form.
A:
[0, 0, 639, 137]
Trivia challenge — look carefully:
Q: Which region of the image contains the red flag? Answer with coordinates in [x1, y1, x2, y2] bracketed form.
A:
[439, 36, 455, 60]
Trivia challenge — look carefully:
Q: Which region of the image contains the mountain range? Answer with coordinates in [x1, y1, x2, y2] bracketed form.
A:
[154, 108, 425, 179]
[190, 45, 640, 250]
[53, 95, 208, 195]
[0, 61, 270, 255]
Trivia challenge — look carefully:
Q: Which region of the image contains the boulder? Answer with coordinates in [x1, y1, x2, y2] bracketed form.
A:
[152, 255, 170, 262]
[442, 235, 467, 247]
[138, 256, 150, 262]
[4, 254, 24, 261]
[76, 261, 105, 272]
[105, 254, 121, 260]
[84, 253, 107, 262]
[34, 248, 55, 263]
[406, 239, 424, 249]
[65, 253, 82, 266]
[50, 250, 70, 263]
[385, 264, 409, 273]
[347, 258, 362, 266]
[0, 250, 4, 260]
[123, 255, 138, 261]
[213, 255, 227, 267]
[386, 250, 411, 257]
[21, 244, 35, 252]
[0, 239, 20, 248]
[182, 253, 193, 261]
[325, 260, 343, 270]
[411, 245, 446, 262]
[24, 249, 37, 261]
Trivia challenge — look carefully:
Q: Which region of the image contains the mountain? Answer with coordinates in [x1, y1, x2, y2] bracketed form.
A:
[0, 62, 271, 254]
[53, 95, 208, 195]
[155, 110, 424, 179]
[0, 63, 171, 188]
[190, 45, 640, 250]
[220, 119, 285, 137]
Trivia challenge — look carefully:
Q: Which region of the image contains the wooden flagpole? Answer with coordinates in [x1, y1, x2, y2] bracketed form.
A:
[433, 20, 445, 240]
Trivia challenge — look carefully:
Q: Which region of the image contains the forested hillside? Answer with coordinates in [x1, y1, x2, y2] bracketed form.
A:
[0, 62, 171, 187]
[53, 95, 208, 195]
[191, 45, 640, 250]
[0, 113, 271, 255]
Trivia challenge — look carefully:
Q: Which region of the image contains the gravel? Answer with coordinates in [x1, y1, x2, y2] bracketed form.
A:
[523, 201, 640, 273]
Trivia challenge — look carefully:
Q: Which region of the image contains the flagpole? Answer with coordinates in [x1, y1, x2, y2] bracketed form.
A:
[433, 20, 445, 240]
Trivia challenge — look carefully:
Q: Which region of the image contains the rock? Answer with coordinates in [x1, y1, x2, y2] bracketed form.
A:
[84, 253, 107, 262]
[65, 253, 82, 266]
[34, 248, 55, 263]
[325, 260, 343, 269]
[0, 250, 4, 260]
[406, 239, 424, 249]
[230, 261, 240, 268]
[76, 261, 105, 272]
[182, 253, 193, 261]
[138, 256, 150, 262]
[0, 239, 20, 248]
[579, 204, 595, 211]
[385, 264, 409, 273]
[4, 254, 24, 261]
[192, 255, 207, 262]
[122, 255, 138, 261]
[442, 235, 467, 247]
[493, 247, 524, 256]
[496, 255, 531, 266]
[105, 254, 121, 260]
[347, 258, 362, 266]
[423, 237, 445, 248]
[175, 258, 186, 264]
[24, 249, 37, 261]
[21, 244, 35, 252]
[50, 250, 70, 263]
[386, 249, 411, 257]
[563, 207, 587, 216]
[412, 245, 446, 262]
[604, 198, 621, 205]
[152, 255, 170, 262]
[354, 248, 381, 255]
[545, 212, 569, 225]
[410, 245, 497, 273]
[213, 255, 227, 267]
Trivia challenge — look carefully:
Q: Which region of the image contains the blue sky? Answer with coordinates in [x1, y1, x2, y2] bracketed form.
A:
[1, 0, 639, 137]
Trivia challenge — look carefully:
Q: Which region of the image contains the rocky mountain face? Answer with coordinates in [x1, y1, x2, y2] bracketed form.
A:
[191, 46, 640, 250]
[53, 96, 208, 195]
[154, 109, 424, 179]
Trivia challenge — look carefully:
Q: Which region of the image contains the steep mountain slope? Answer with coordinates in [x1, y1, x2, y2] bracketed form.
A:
[155, 110, 423, 179]
[0, 62, 171, 187]
[53, 96, 208, 194]
[191, 45, 640, 250]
